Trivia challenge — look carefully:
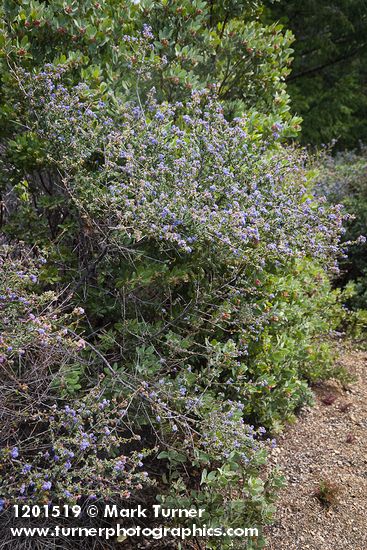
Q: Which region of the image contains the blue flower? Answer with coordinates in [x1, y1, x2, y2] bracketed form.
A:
[10, 447, 19, 459]
[80, 439, 90, 451]
[114, 459, 126, 472]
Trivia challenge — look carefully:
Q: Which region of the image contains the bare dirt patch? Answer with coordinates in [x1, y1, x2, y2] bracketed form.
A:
[265, 347, 367, 550]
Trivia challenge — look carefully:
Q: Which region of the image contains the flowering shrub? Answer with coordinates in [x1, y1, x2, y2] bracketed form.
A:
[0, 63, 347, 547]
[5, 67, 342, 261]
[0, 246, 281, 549]
[1, 389, 151, 506]
[0, 249, 151, 505]
[0, 247, 84, 409]
[157, 404, 281, 549]
[1, 66, 346, 423]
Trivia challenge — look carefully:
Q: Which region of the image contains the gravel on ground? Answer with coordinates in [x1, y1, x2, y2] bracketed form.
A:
[265, 347, 367, 550]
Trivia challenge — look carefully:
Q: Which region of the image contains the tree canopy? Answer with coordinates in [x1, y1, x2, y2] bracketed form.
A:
[265, 0, 367, 149]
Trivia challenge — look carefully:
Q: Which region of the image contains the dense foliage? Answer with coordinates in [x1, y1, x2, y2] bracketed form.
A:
[0, 64, 346, 548]
[0, 0, 301, 138]
[0, 2, 354, 549]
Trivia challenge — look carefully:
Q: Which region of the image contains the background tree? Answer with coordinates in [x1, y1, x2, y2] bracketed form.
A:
[265, 0, 367, 149]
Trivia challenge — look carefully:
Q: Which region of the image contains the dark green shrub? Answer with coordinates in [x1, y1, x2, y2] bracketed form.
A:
[0, 0, 301, 138]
